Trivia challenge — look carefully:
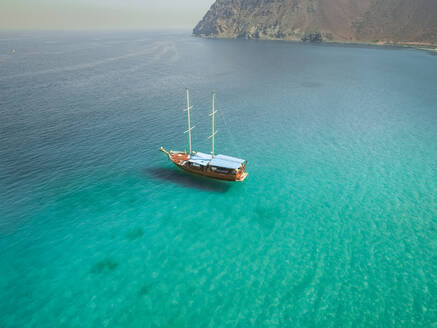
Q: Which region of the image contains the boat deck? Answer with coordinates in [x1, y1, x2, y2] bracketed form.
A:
[170, 153, 189, 164]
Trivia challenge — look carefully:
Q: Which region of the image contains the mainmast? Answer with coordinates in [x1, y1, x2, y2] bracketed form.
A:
[184, 88, 194, 154]
[209, 91, 218, 156]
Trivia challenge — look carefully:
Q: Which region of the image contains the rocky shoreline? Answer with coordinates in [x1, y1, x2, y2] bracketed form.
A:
[193, 32, 437, 54]
[193, 0, 437, 51]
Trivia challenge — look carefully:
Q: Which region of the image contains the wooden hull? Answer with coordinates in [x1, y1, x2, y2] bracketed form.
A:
[174, 161, 248, 182]
[163, 150, 248, 182]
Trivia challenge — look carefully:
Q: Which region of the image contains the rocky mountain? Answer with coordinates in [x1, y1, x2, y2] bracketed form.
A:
[193, 0, 437, 46]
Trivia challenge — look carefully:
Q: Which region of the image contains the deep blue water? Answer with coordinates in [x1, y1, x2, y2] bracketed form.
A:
[0, 30, 436, 327]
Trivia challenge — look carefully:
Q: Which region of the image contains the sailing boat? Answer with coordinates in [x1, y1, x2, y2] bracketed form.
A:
[160, 89, 248, 182]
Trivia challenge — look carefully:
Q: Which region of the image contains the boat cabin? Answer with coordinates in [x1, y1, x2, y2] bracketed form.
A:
[187, 152, 247, 176]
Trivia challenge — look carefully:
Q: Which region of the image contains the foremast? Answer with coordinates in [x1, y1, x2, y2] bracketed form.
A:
[208, 91, 218, 156]
[184, 88, 195, 154]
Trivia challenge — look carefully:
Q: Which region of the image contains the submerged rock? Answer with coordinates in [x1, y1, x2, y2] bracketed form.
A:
[90, 258, 119, 274]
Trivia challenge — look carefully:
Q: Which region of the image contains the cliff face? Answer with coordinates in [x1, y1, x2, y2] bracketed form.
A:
[193, 0, 437, 45]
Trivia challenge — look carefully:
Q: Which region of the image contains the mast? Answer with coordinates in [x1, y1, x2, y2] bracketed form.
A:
[209, 91, 218, 156]
[184, 88, 194, 154]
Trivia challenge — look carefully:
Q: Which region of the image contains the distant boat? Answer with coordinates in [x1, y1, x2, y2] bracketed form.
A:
[160, 89, 248, 182]
[11, 49, 16, 55]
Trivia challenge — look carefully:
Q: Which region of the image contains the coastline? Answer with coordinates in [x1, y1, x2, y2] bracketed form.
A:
[193, 34, 437, 53]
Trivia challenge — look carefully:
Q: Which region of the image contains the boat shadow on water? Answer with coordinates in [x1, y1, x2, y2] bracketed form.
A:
[145, 167, 231, 193]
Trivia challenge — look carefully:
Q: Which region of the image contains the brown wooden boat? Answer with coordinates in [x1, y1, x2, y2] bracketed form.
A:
[160, 89, 248, 182]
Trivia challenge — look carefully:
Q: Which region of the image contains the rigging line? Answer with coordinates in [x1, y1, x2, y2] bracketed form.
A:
[216, 98, 241, 158]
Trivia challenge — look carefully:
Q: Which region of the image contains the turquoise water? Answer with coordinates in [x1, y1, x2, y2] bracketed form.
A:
[0, 30, 436, 327]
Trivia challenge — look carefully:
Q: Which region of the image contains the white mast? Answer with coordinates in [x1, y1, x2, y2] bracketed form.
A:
[184, 88, 194, 154]
[209, 91, 218, 156]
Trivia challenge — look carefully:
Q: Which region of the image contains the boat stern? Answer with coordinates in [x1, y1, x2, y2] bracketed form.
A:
[236, 171, 248, 182]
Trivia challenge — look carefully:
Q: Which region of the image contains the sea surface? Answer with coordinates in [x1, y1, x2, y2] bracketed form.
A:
[0, 30, 436, 327]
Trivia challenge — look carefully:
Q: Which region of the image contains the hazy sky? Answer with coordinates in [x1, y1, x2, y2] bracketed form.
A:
[0, 0, 215, 30]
